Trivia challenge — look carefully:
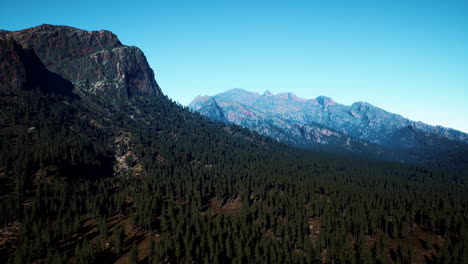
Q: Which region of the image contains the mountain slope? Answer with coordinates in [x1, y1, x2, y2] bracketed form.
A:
[189, 89, 468, 168]
[1, 25, 467, 264]
[0, 25, 280, 183]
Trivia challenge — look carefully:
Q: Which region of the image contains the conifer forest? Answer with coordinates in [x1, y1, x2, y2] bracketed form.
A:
[0, 86, 467, 263]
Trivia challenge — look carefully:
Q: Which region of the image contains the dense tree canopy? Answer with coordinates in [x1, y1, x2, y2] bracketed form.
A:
[0, 87, 467, 263]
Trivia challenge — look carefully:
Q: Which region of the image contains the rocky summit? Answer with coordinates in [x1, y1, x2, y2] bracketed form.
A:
[0, 24, 161, 98]
[190, 88, 468, 168]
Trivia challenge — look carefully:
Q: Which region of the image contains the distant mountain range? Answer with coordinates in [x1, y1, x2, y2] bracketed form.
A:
[189, 88, 468, 169]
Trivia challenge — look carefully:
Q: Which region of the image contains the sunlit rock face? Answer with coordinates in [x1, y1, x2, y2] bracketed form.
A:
[0, 24, 161, 98]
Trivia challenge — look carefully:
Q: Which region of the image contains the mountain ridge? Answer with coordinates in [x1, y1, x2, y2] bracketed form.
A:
[190, 88, 468, 141]
[190, 88, 468, 168]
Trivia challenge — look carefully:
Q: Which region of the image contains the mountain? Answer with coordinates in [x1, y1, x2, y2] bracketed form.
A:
[0, 24, 161, 98]
[189, 88, 468, 168]
[1, 25, 467, 264]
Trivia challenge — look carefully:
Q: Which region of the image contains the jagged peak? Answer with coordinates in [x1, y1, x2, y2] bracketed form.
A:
[263, 90, 273, 97]
[316, 96, 336, 106]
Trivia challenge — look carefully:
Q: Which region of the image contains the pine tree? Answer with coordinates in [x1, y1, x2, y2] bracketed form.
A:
[424, 233, 433, 250]
[98, 218, 107, 244]
[76, 238, 94, 264]
[129, 241, 138, 264]
[113, 227, 123, 254]
[148, 238, 155, 264]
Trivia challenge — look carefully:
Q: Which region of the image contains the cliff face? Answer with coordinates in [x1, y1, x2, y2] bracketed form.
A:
[0, 38, 74, 95]
[0, 38, 35, 91]
[0, 24, 161, 98]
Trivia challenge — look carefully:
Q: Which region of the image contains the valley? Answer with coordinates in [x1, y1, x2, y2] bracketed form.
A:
[0, 25, 467, 264]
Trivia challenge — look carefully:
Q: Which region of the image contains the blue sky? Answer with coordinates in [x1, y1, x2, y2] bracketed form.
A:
[1, 0, 467, 132]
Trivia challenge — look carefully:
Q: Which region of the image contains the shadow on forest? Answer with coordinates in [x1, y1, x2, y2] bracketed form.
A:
[61, 155, 115, 180]
[424, 255, 436, 264]
[418, 238, 428, 249]
[390, 249, 398, 262]
[59, 224, 97, 252]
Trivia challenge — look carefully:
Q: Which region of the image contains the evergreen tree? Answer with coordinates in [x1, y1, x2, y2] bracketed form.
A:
[129, 241, 138, 264]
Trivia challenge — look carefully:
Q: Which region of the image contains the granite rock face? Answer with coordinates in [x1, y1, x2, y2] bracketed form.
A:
[0, 25, 161, 98]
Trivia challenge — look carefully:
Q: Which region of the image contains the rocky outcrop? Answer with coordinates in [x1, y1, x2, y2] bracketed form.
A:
[196, 97, 227, 122]
[0, 24, 161, 98]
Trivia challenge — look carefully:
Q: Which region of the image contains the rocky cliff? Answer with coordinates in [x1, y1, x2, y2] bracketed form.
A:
[0, 24, 161, 98]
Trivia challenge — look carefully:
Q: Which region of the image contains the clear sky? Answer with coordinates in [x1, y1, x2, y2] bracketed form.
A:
[1, 0, 467, 132]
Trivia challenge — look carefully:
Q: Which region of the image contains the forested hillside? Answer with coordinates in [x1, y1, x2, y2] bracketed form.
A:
[0, 25, 467, 264]
[1, 84, 467, 263]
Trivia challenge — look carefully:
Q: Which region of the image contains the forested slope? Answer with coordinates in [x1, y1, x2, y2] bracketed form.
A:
[1, 85, 467, 263]
[0, 25, 467, 264]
